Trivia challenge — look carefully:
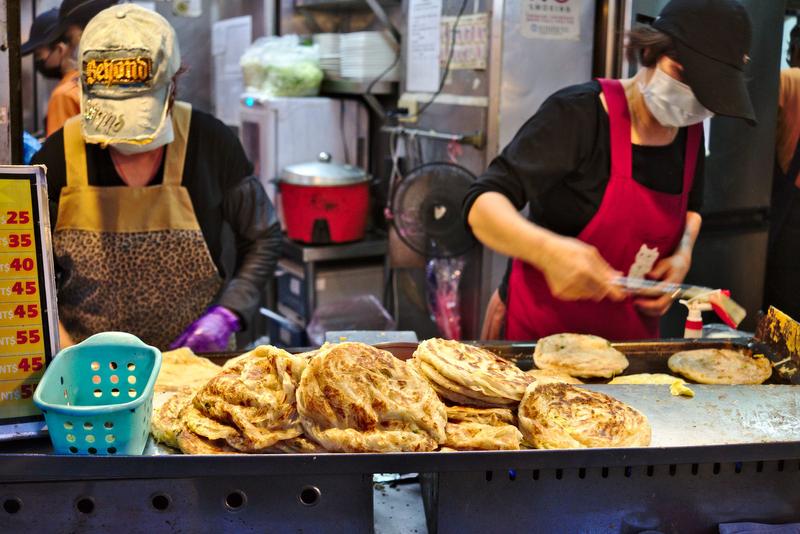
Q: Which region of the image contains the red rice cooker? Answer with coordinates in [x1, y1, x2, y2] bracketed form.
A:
[279, 153, 370, 244]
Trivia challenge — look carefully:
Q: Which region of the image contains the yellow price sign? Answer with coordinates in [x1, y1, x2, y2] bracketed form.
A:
[0, 252, 38, 279]
[0, 302, 41, 327]
[0, 179, 34, 230]
[0, 378, 40, 419]
[0, 325, 45, 355]
[0, 278, 38, 302]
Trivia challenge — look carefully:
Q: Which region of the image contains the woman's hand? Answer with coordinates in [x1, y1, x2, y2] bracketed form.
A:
[633, 250, 692, 317]
[634, 211, 702, 318]
[539, 236, 626, 303]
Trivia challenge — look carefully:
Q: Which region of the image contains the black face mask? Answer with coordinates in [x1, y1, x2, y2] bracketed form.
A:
[34, 58, 63, 80]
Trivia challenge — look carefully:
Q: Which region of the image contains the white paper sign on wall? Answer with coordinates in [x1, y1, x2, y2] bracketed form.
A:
[521, 0, 581, 41]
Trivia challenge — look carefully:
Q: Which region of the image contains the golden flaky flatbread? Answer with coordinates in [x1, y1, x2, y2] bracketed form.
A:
[296, 342, 447, 452]
[445, 406, 516, 426]
[668, 349, 772, 385]
[412, 358, 517, 407]
[533, 333, 629, 378]
[176, 427, 239, 455]
[526, 368, 584, 385]
[609, 373, 683, 384]
[155, 347, 222, 393]
[192, 345, 307, 452]
[413, 339, 532, 406]
[518, 382, 651, 449]
[443, 422, 523, 451]
[150, 388, 194, 448]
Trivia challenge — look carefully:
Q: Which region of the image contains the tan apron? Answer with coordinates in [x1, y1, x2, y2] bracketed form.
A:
[54, 101, 223, 349]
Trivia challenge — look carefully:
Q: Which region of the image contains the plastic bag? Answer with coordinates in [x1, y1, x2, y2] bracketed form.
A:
[426, 257, 465, 340]
[240, 35, 323, 98]
[306, 295, 396, 346]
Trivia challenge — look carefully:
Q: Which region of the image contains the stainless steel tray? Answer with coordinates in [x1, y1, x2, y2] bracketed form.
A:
[1, 338, 798, 533]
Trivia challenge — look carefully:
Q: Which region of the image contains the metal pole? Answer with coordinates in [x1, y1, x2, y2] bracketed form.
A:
[0, 0, 22, 164]
[485, 0, 504, 161]
[31, 1, 38, 135]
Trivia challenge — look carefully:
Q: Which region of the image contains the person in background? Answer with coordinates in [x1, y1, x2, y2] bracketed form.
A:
[21, 8, 79, 136]
[32, 4, 281, 352]
[58, 0, 119, 50]
[765, 20, 800, 319]
[467, 0, 756, 341]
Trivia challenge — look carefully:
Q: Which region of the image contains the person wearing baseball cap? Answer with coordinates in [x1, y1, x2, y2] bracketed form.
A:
[32, 4, 281, 352]
[22, 8, 80, 136]
[58, 0, 119, 50]
[467, 0, 756, 341]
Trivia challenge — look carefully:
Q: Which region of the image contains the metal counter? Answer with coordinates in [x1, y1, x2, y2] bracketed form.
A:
[0, 338, 799, 532]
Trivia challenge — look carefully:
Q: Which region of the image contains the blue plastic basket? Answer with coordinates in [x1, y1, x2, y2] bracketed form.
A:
[33, 332, 162, 455]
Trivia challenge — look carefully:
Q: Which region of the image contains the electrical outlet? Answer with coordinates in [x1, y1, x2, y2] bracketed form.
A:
[398, 95, 418, 124]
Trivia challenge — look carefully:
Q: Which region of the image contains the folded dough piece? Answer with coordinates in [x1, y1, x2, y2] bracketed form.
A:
[155, 347, 222, 393]
[297, 342, 447, 452]
[413, 338, 532, 407]
[668, 349, 772, 385]
[518, 382, 651, 449]
[533, 333, 629, 378]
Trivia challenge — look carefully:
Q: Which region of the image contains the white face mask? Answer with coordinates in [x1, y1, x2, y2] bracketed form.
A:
[638, 67, 714, 127]
[109, 117, 174, 155]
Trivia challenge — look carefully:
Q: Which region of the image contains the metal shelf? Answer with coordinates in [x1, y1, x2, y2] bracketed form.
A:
[321, 79, 397, 96]
[295, 0, 399, 10]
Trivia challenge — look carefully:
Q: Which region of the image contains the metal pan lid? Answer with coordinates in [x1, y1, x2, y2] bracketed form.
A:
[281, 152, 369, 186]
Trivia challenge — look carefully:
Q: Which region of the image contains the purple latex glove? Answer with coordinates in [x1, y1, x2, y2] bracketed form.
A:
[170, 306, 240, 353]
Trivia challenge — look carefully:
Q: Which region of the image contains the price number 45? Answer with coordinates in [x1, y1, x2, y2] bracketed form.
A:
[12, 304, 38, 318]
[18, 357, 43, 373]
[11, 281, 36, 295]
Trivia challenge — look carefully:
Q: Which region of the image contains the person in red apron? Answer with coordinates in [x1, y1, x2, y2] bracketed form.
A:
[32, 4, 280, 351]
[468, 0, 757, 341]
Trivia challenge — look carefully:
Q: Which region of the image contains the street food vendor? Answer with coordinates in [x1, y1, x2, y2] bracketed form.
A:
[765, 20, 800, 320]
[466, 0, 756, 341]
[21, 8, 80, 136]
[32, 4, 280, 352]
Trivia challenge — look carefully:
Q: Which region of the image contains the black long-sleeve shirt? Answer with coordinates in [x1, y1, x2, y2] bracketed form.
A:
[464, 81, 705, 301]
[464, 80, 705, 237]
[32, 108, 280, 328]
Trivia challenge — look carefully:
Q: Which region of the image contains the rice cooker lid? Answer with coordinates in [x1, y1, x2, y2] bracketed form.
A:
[282, 152, 369, 186]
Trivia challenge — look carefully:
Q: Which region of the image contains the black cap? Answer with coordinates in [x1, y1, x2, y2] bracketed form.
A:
[59, 0, 120, 28]
[21, 8, 62, 56]
[652, 0, 756, 125]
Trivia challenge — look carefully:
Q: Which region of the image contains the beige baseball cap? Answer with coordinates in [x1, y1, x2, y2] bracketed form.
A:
[79, 3, 180, 145]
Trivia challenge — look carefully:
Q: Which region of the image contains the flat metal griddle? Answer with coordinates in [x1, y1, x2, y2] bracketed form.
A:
[0, 337, 798, 533]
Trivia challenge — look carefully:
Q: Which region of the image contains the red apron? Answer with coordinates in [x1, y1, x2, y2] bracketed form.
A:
[506, 78, 701, 341]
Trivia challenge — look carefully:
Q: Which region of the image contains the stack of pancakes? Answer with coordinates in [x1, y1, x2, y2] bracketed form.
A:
[411, 338, 532, 408]
[296, 342, 447, 452]
[152, 345, 324, 454]
[151, 336, 659, 453]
